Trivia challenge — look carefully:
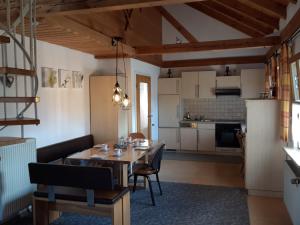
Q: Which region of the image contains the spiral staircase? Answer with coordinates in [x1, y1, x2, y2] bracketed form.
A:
[0, 0, 39, 137]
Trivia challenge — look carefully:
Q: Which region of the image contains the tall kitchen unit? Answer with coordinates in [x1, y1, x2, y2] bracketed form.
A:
[158, 78, 181, 150]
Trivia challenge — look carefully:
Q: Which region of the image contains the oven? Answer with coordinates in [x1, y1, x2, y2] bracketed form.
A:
[215, 123, 241, 152]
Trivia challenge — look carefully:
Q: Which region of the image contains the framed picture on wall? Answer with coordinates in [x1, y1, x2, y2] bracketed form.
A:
[72, 71, 84, 88]
[41, 67, 58, 88]
[58, 69, 72, 88]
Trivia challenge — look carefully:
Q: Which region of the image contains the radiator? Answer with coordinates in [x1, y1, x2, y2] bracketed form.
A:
[0, 138, 36, 223]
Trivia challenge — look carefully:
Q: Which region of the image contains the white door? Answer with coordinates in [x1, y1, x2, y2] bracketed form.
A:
[198, 129, 215, 151]
[241, 69, 265, 99]
[181, 72, 198, 99]
[216, 76, 241, 88]
[159, 128, 180, 150]
[198, 71, 216, 98]
[158, 95, 180, 127]
[180, 128, 197, 151]
[158, 78, 181, 95]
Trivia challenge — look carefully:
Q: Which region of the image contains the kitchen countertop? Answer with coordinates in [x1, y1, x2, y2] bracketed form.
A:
[284, 147, 300, 167]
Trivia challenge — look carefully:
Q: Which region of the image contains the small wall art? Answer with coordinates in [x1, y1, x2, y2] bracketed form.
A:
[58, 69, 72, 88]
[72, 71, 84, 88]
[41, 67, 58, 88]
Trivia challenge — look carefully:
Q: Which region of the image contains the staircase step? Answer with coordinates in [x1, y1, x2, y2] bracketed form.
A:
[0, 118, 40, 126]
[0, 97, 38, 103]
[0, 67, 36, 76]
[0, 36, 10, 44]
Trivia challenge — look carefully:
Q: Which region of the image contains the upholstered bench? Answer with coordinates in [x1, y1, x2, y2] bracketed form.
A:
[28, 163, 130, 225]
[37, 135, 94, 163]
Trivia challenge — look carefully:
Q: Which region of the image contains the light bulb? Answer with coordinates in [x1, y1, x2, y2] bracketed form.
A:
[113, 90, 121, 103]
[122, 94, 130, 107]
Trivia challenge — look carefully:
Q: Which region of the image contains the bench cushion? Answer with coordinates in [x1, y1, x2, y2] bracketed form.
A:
[34, 186, 129, 205]
[37, 135, 94, 163]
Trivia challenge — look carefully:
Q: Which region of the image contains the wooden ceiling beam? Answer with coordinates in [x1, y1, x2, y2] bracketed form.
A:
[162, 55, 266, 68]
[187, 2, 264, 37]
[273, 0, 297, 5]
[156, 6, 198, 42]
[36, 0, 204, 16]
[237, 0, 286, 19]
[44, 16, 136, 56]
[215, 0, 279, 30]
[281, 8, 300, 42]
[135, 36, 280, 55]
[206, 1, 273, 35]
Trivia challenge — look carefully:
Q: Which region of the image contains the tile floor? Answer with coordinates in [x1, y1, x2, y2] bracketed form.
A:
[159, 159, 292, 225]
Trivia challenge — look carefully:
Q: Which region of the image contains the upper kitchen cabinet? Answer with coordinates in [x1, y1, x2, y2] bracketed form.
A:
[181, 71, 198, 99]
[158, 78, 181, 95]
[216, 76, 241, 88]
[241, 69, 265, 99]
[182, 71, 216, 99]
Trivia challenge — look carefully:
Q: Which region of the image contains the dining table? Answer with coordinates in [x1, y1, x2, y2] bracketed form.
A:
[66, 139, 165, 187]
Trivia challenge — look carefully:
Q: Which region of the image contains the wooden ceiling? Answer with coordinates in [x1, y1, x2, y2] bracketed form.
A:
[0, 0, 298, 67]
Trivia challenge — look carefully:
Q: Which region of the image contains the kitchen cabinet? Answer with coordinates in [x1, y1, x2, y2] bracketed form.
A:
[241, 69, 265, 99]
[198, 123, 215, 152]
[181, 72, 198, 99]
[159, 128, 180, 150]
[284, 160, 300, 225]
[216, 76, 240, 88]
[158, 78, 181, 95]
[158, 95, 180, 127]
[245, 100, 284, 196]
[182, 71, 216, 99]
[180, 128, 197, 151]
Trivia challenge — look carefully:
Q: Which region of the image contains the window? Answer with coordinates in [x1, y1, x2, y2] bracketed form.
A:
[290, 60, 300, 102]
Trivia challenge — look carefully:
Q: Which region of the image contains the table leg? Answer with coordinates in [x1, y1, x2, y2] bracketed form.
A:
[121, 164, 128, 187]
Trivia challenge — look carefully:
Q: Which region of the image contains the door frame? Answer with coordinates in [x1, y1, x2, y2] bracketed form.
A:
[136, 75, 151, 139]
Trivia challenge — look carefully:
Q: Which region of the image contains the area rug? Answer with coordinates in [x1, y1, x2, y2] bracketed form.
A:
[10, 182, 250, 225]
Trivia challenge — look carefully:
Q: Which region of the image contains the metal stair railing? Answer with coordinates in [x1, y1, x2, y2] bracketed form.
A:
[0, 0, 39, 137]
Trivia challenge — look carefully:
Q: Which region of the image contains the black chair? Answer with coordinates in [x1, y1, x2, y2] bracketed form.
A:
[132, 144, 165, 206]
[28, 163, 130, 225]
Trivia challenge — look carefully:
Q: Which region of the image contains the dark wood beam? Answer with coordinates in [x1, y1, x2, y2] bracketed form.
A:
[206, 1, 273, 35]
[281, 8, 300, 42]
[187, 2, 264, 37]
[237, 0, 286, 19]
[215, 0, 279, 30]
[36, 0, 204, 16]
[289, 52, 300, 64]
[162, 55, 266, 68]
[135, 36, 280, 55]
[273, 0, 297, 5]
[156, 6, 198, 42]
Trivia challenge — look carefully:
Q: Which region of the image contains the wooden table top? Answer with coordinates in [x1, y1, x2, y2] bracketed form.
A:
[67, 140, 164, 164]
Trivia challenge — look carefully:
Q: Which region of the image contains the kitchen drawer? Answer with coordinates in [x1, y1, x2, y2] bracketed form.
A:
[198, 123, 215, 129]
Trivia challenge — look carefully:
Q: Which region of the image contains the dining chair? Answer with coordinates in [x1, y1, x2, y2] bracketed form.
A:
[128, 132, 145, 139]
[236, 131, 246, 177]
[132, 144, 165, 206]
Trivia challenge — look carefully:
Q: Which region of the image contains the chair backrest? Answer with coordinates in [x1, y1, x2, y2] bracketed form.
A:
[128, 132, 145, 139]
[150, 144, 165, 171]
[28, 163, 114, 190]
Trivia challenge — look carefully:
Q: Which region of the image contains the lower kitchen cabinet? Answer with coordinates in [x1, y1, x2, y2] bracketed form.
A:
[159, 128, 180, 150]
[198, 129, 215, 152]
[284, 160, 300, 225]
[180, 128, 197, 151]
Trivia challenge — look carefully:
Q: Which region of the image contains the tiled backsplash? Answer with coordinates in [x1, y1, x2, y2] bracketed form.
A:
[183, 96, 246, 120]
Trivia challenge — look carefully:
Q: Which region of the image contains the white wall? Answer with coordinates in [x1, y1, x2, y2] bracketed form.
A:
[1, 38, 103, 147]
[130, 59, 160, 140]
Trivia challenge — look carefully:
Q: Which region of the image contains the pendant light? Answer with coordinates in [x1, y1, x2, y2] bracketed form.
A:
[121, 42, 130, 108]
[112, 38, 122, 104]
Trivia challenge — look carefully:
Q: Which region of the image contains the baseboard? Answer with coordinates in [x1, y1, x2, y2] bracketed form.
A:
[248, 189, 283, 198]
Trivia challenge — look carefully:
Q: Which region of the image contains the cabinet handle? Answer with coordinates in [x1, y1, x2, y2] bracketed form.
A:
[291, 178, 300, 186]
[197, 84, 200, 97]
[176, 105, 180, 119]
[195, 85, 197, 98]
[176, 80, 179, 94]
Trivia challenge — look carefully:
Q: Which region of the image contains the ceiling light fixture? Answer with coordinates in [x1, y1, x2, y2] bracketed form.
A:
[112, 37, 122, 104]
